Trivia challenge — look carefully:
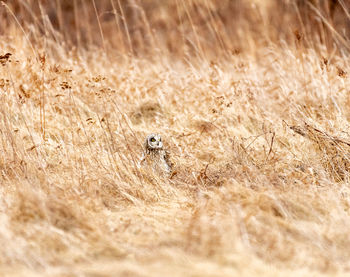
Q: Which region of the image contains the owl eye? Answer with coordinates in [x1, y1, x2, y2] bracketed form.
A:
[150, 137, 156, 142]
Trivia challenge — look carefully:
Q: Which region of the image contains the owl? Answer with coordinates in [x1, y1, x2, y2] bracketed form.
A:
[139, 133, 172, 175]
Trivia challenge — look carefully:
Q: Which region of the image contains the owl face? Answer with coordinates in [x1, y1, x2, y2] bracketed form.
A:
[146, 133, 163, 150]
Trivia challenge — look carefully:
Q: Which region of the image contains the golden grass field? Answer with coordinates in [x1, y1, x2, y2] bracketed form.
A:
[1, 0, 350, 276]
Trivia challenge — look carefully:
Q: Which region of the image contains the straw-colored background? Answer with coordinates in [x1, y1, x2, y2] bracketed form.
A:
[0, 1, 350, 276]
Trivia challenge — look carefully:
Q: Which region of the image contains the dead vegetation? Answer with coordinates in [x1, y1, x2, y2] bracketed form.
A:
[0, 0, 350, 276]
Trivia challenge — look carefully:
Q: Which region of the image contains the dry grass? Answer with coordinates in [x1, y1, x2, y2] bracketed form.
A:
[1, 0, 350, 276]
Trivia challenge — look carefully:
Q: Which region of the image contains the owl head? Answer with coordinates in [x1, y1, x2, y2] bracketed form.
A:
[145, 133, 163, 151]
